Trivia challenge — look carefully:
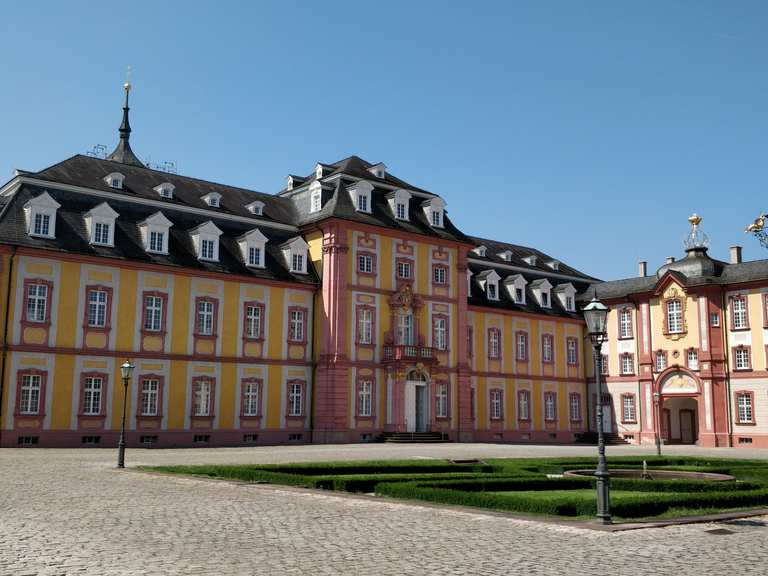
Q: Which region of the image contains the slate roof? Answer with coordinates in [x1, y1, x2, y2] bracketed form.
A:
[0, 184, 316, 285]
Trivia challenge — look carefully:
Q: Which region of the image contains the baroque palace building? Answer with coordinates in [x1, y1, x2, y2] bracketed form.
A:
[0, 86, 766, 449]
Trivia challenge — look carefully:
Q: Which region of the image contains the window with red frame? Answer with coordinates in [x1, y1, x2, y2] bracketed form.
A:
[357, 380, 373, 417]
[435, 382, 449, 418]
[86, 288, 109, 328]
[618, 308, 633, 338]
[357, 307, 373, 345]
[732, 296, 749, 330]
[489, 388, 503, 420]
[516, 332, 528, 361]
[18, 373, 42, 415]
[620, 353, 634, 375]
[244, 304, 263, 339]
[566, 338, 578, 365]
[140, 377, 161, 417]
[242, 379, 261, 417]
[569, 393, 582, 422]
[433, 316, 447, 350]
[517, 390, 530, 421]
[734, 346, 751, 370]
[433, 265, 447, 285]
[196, 299, 216, 336]
[622, 394, 637, 423]
[287, 381, 304, 416]
[358, 253, 374, 274]
[736, 392, 754, 424]
[289, 309, 306, 342]
[488, 328, 500, 359]
[25, 282, 49, 323]
[544, 391, 557, 421]
[542, 334, 554, 363]
[192, 378, 213, 417]
[143, 294, 165, 332]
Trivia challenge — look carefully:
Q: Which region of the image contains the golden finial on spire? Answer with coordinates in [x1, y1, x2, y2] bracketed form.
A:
[688, 213, 702, 227]
[123, 65, 133, 93]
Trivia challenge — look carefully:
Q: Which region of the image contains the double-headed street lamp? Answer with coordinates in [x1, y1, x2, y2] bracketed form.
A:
[117, 360, 135, 469]
[583, 297, 611, 525]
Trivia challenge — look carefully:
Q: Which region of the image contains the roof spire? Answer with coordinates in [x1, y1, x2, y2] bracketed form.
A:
[106, 68, 144, 167]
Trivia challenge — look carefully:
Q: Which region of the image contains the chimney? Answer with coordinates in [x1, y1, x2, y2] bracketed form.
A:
[730, 245, 743, 264]
[665, 256, 675, 264]
[638, 261, 647, 277]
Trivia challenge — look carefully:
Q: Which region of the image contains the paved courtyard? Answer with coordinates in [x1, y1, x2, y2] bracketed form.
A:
[1, 443, 767, 575]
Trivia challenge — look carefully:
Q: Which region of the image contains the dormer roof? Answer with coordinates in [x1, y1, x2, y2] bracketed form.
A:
[85, 201, 119, 219]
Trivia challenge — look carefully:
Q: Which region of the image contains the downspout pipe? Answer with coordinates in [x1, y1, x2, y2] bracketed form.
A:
[720, 288, 734, 447]
[0, 246, 17, 447]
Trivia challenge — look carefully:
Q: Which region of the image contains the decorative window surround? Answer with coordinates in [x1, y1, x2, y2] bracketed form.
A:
[238, 228, 268, 268]
[194, 296, 219, 339]
[733, 345, 751, 371]
[140, 291, 168, 336]
[432, 314, 448, 351]
[396, 258, 414, 281]
[569, 393, 582, 422]
[687, 348, 699, 370]
[504, 274, 527, 304]
[435, 380, 450, 419]
[78, 372, 108, 419]
[137, 374, 164, 419]
[138, 211, 173, 255]
[201, 192, 222, 208]
[83, 285, 113, 348]
[620, 352, 635, 376]
[288, 307, 308, 343]
[104, 172, 125, 189]
[735, 391, 755, 425]
[357, 252, 376, 275]
[542, 334, 554, 364]
[189, 221, 223, 262]
[356, 378, 375, 418]
[432, 264, 448, 286]
[654, 350, 668, 372]
[191, 376, 216, 420]
[666, 299, 685, 334]
[243, 301, 265, 341]
[730, 295, 750, 330]
[286, 379, 306, 417]
[387, 189, 411, 221]
[23, 278, 53, 326]
[309, 181, 323, 213]
[24, 192, 60, 239]
[554, 283, 576, 312]
[356, 305, 375, 346]
[517, 390, 530, 421]
[544, 391, 557, 422]
[618, 307, 634, 339]
[348, 181, 373, 214]
[240, 378, 263, 418]
[153, 182, 175, 199]
[487, 328, 501, 359]
[515, 331, 529, 362]
[281, 236, 309, 274]
[84, 202, 119, 247]
[245, 200, 264, 216]
[566, 337, 579, 366]
[489, 388, 504, 420]
[422, 196, 445, 228]
[530, 279, 553, 308]
[15, 369, 47, 417]
[621, 394, 637, 423]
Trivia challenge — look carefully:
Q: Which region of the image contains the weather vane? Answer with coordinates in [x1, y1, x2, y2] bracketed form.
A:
[745, 212, 768, 248]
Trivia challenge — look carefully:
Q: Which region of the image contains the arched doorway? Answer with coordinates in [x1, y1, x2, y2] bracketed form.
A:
[656, 369, 702, 445]
[405, 370, 429, 432]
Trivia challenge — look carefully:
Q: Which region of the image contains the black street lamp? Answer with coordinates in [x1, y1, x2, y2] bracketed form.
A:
[583, 297, 611, 524]
[117, 360, 135, 469]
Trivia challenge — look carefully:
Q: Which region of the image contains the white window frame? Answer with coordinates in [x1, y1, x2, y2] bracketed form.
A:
[567, 339, 578, 365]
[289, 310, 305, 342]
[487, 282, 498, 301]
[397, 313, 414, 345]
[24, 192, 60, 239]
[243, 381, 260, 416]
[737, 393, 754, 423]
[358, 380, 372, 417]
[569, 393, 581, 421]
[542, 335, 553, 363]
[288, 382, 303, 416]
[82, 376, 103, 416]
[358, 254, 373, 274]
[667, 299, 684, 333]
[193, 379, 212, 416]
[87, 289, 108, 328]
[518, 390, 530, 421]
[139, 212, 173, 255]
[488, 329, 500, 359]
[397, 260, 413, 280]
[154, 183, 175, 199]
[141, 378, 160, 416]
[732, 296, 748, 330]
[19, 374, 42, 415]
[544, 392, 556, 421]
[143, 296, 163, 332]
[149, 230, 165, 253]
[688, 349, 699, 370]
[621, 354, 634, 375]
[358, 308, 372, 344]
[245, 305, 262, 339]
[655, 351, 667, 372]
[490, 389, 502, 420]
[434, 317, 447, 351]
[735, 347, 750, 370]
[622, 395, 636, 422]
[26, 283, 48, 323]
[197, 300, 214, 336]
[435, 382, 448, 418]
[619, 308, 633, 338]
[433, 267, 447, 285]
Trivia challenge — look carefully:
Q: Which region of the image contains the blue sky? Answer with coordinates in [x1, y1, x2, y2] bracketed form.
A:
[1, 1, 766, 280]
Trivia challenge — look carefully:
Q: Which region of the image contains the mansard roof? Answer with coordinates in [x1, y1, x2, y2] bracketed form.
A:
[0, 184, 316, 285]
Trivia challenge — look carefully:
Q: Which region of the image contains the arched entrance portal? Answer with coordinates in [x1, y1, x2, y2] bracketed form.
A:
[656, 369, 702, 445]
[405, 370, 430, 432]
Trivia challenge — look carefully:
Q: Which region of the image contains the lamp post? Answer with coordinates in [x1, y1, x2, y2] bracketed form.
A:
[653, 391, 662, 456]
[117, 360, 135, 469]
[583, 297, 611, 524]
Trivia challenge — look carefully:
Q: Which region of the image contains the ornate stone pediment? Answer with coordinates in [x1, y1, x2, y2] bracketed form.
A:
[390, 283, 421, 311]
[659, 371, 699, 395]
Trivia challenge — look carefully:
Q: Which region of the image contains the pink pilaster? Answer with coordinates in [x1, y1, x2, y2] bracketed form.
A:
[456, 247, 473, 441]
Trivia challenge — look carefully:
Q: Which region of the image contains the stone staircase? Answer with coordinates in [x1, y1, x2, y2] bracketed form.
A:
[380, 432, 449, 443]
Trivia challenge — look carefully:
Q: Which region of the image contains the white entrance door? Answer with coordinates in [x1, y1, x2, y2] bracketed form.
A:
[405, 381, 429, 432]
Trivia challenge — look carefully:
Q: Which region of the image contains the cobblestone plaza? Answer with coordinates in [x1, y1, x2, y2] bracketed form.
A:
[2, 444, 767, 575]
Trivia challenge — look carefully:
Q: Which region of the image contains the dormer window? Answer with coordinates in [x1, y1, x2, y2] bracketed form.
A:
[478, 269, 501, 302]
[472, 245, 487, 257]
[368, 162, 387, 179]
[190, 221, 223, 262]
[315, 163, 326, 179]
[422, 197, 445, 228]
[349, 181, 373, 214]
[104, 172, 125, 189]
[138, 211, 173, 255]
[281, 236, 309, 275]
[554, 283, 577, 312]
[84, 202, 119, 247]
[201, 192, 222, 208]
[516, 288, 524, 303]
[498, 250, 513, 261]
[504, 274, 528, 305]
[238, 228, 268, 269]
[245, 201, 264, 216]
[23, 192, 60, 239]
[154, 182, 175, 199]
[547, 260, 560, 271]
[530, 279, 553, 308]
[487, 283, 498, 300]
[388, 189, 411, 221]
[541, 292, 549, 307]
[309, 181, 323, 213]
[523, 255, 538, 266]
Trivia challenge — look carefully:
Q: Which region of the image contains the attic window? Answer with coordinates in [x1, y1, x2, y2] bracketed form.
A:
[498, 251, 513, 262]
[547, 260, 560, 271]
[238, 228, 268, 269]
[349, 181, 373, 214]
[309, 182, 323, 213]
[282, 237, 309, 275]
[523, 255, 538, 266]
[23, 192, 60, 239]
[423, 197, 446, 229]
[245, 201, 264, 216]
[138, 211, 173, 255]
[504, 274, 527, 305]
[154, 183, 175, 199]
[487, 283, 498, 300]
[368, 163, 387, 179]
[388, 189, 411, 221]
[472, 246, 487, 257]
[84, 202, 119, 247]
[190, 221, 223, 262]
[202, 193, 222, 208]
[104, 172, 125, 190]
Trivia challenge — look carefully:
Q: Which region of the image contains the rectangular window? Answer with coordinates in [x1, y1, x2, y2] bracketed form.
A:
[622, 395, 637, 423]
[434, 317, 447, 350]
[82, 377, 103, 416]
[396, 202, 406, 219]
[601, 354, 609, 376]
[143, 295, 163, 332]
[516, 332, 528, 361]
[397, 313, 414, 345]
[710, 312, 720, 327]
[518, 390, 530, 421]
[542, 335, 553, 363]
[19, 374, 42, 415]
[357, 193, 368, 212]
[487, 283, 497, 300]
[245, 305, 262, 339]
[567, 338, 578, 365]
[488, 329, 500, 359]
[149, 230, 165, 253]
[87, 289, 108, 328]
[435, 382, 448, 418]
[620, 353, 634, 375]
[619, 308, 633, 338]
[433, 267, 446, 285]
[33, 212, 51, 236]
[489, 389, 503, 420]
[248, 246, 261, 267]
[735, 347, 751, 370]
[397, 260, 412, 279]
[289, 309, 305, 342]
[687, 349, 699, 370]
[358, 254, 373, 273]
[544, 392, 557, 422]
[737, 392, 754, 424]
[667, 300, 683, 333]
[431, 210, 442, 227]
[565, 295, 574, 311]
[288, 382, 303, 416]
[93, 222, 110, 245]
[569, 393, 581, 422]
[358, 308, 373, 344]
[291, 253, 304, 273]
[197, 300, 214, 336]
[201, 238, 215, 260]
[310, 191, 321, 213]
[358, 380, 372, 417]
[193, 379, 212, 416]
[26, 283, 48, 323]
[514, 287, 523, 303]
[242, 381, 260, 417]
[140, 378, 160, 416]
[733, 296, 749, 329]
[655, 351, 667, 372]
[541, 292, 549, 307]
